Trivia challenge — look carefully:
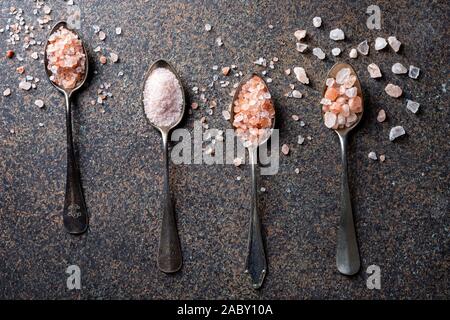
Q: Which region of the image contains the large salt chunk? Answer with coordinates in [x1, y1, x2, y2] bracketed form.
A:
[357, 40, 369, 55]
[296, 42, 308, 53]
[367, 63, 382, 78]
[409, 65, 420, 79]
[406, 100, 420, 113]
[374, 37, 387, 50]
[331, 48, 341, 56]
[313, 17, 322, 28]
[388, 36, 401, 52]
[330, 28, 345, 41]
[389, 126, 406, 141]
[324, 111, 337, 128]
[294, 29, 307, 41]
[392, 63, 407, 74]
[335, 67, 351, 84]
[293, 67, 309, 84]
[385, 83, 402, 98]
[313, 47, 326, 60]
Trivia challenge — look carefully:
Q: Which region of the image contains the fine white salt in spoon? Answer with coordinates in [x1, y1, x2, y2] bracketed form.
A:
[142, 59, 185, 273]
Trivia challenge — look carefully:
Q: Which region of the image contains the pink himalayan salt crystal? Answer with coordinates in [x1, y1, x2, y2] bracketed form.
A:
[143, 68, 183, 127]
[46, 26, 86, 89]
[232, 76, 275, 146]
[385, 83, 402, 98]
[281, 144, 290, 155]
[324, 112, 337, 128]
[367, 63, 382, 78]
[377, 109, 386, 122]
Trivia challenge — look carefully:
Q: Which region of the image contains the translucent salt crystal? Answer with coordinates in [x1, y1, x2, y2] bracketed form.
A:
[345, 87, 357, 98]
[313, 17, 322, 28]
[368, 152, 377, 160]
[293, 67, 309, 84]
[254, 57, 267, 66]
[406, 100, 420, 114]
[312, 47, 325, 60]
[215, 37, 223, 46]
[109, 52, 119, 63]
[335, 68, 351, 84]
[331, 48, 341, 56]
[281, 144, 290, 155]
[115, 27, 122, 35]
[296, 42, 308, 53]
[385, 83, 402, 98]
[389, 126, 406, 141]
[367, 63, 382, 78]
[294, 29, 306, 41]
[19, 81, 31, 90]
[377, 109, 386, 122]
[99, 31, 106, 41]
[337, 113, 346, 126]
[330, 28, 345, 41]
[357, 40, 369, 55]
[34, 99, 44, 108]
[324, 111, 337, 128]
[3, 88, 11, 96]
[374, 37, 387, 50]
[31, 52, 38, 60]
[295, 168, 300, 174]
[349, 48, 357, 59]
[392, 63, 407, 74]
[325, 78, 335, 87]
[297, 135, 305, 145]
[379, 155, 386, 162]
[320, 98, 332, 105]
[388, 36, 401, 52]
[204, 24, 212, 31]
[409, 65, 420, 79]
[292, 90, 302, 98]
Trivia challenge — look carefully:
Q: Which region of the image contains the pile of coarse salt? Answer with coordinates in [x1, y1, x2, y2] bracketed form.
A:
[143, 68, 183, 127]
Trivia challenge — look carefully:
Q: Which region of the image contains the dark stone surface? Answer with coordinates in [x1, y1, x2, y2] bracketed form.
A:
[0, 0, 448, 299]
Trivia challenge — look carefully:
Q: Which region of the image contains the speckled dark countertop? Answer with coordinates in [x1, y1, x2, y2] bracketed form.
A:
[0, 0, 448, 299]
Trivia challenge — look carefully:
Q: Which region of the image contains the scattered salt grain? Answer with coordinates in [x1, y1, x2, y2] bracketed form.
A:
[34, 99, 44, 108]
[392, 62, 407, 74]
[379, 155, 386, 162]
[292, 90, 302, 98]
[109, 52, 119, 63]
[406, 100, 420, 114]
[357, 40, 369, 55]
[115, 27, 122, 35]
[3, 88, 11, 96]
[222, 110, 231, 120]
[329, 28, 345, 41]
[368, 151, 377, 160]
[254, 57, 267, 66]
[313, 17, 322, 28]
[19, 81, 31, 91]
[367, 63, 382, 78]
[31, 52, 38, 60]
[215, 37, 223, 47]
[281, 144, 290, 155]
[331, 48, 341, 56]
[349, 48, 358, 59]
[296, 42, 308, 53]
[385, 83, 402, 98]
[313, 47, 326, 60]
[284, 69, 291, 76]
[408, 65, 420, 79]
[204, 24, 212, 32]
[293, 67, 309, 84]
[297, 135, 305, 145]
[294, 29, 306, 41]
[98, 31, 106, 41]
[294, 168, 300, 174]
[374, 37, 387, 50]
[292, 115, 299, 121]
[377, 109, 386, 122]
[389, 126, 406, 141]
[388, 36, 401, 52]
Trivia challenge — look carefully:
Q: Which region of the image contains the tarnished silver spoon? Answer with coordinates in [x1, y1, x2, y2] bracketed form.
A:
[229, 73, 275, 289]
[322, 62, 363, 275]
[44, 21, 89, 234]
[142, 59, 185, 273]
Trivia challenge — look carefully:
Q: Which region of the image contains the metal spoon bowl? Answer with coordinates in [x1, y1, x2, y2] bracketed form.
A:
[44, 21, 89, 234]
[230, 73, 275, 289]
[142, 59, 185, 273]
[322, 62, 363, 275]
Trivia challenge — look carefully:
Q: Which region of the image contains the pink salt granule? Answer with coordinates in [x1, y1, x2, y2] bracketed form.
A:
[143, 68, 183, 127]
[232, 76, 275, 147]
[46, 26, 86, 89]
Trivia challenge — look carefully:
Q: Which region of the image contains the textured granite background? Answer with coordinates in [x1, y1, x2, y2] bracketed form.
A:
[0, 0, 448, 299]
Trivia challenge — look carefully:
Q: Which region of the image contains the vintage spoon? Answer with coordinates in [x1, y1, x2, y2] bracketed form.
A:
[44, 21, 89, 234]
[230, 73, 275, 289]
[322, 62, 363, 275]
[142, 59, 185, 273]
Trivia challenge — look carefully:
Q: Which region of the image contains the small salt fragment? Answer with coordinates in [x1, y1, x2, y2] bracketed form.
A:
[268, 24, 274, 29]
[98, 31, 106, 41]
[296, 42, 308, 53]
[389, 126, 406, 141]
[19, 81, 31, 91]
[388, 36, 401, 52]
[35, 99, 45, 108]
[94, 46, 101, 52]
[43, 5, 52, 14]
[31, 52, 38, 60]
[349, 48, 357, 59]
[313, 47, 326, 60]
[368, 151, 377, 160]
[329, 28, 345, 41]
[294, 168, 300, 174]
[3, 88, 11, 96]
[374, 37, 387, 50]
[377, 109, 386, 122]
[385, 83, 402, 98]
[38, 122, 44, 127]
[215, 37, 223, 47]
[233, 158, 242, 167]
[367, 63, 382, 78]
[357, 40, 369, 55]
[292, 90, 302, 98]
[253, 57, 266, 66]
[109, 52, 119, 63]
[392, 62, 407, 74]
[335, 68, 351, 84]
[313, 17, 322, 28]
[297, 135, 305, 145]
[299, 121, 305, 127]
[222, 110, 231, 120]
[16, 66, 25, 74]
[204, 24, 212, 32]
[294, 29, 306, 41]
[406, 100, 420, 114]
[379, 155, 386, 162]
[284, 69, 291, 76]
[266, 78, 272, 83]
[281, 144, 290, 155]
[99, 55, 107, 64]
[324, 111, 337, 128]
[221, 66, 230, 76]
[293, 67, 309, 84]
[115, 27, 122, 35]
[408, 65, 420, 79]
[292, 115, 299, 121]
[331, 48, 341, 56]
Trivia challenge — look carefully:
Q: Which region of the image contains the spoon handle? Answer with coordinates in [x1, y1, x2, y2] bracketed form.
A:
[157, 131, 182, 273]
[63, 93, 88, 234]
[336, 133, 360, 275]
[245, 147, 267, 289]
